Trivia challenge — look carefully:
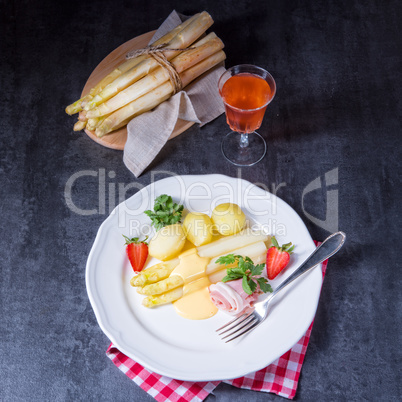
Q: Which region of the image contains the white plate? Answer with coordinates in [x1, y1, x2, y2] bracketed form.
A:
[86, 174, 322, 381]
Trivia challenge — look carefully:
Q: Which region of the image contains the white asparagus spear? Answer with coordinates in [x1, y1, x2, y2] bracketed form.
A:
[197, 229, 269, 258]
[140, 250, 267, 307]
[86, 33, 223, 118]
[138, 241, 267, 296]
[66, 94, 93, 115]
[130, 259, 180, 287]
[95, 49, 225, 137]
[142, 287, 184, 307]
[88, 14, 200, 98]
[140, 275, 184, 296]
[65, 14, 200, 115]
[205, 240, 267, 275]
[73, 120, 87, 131]
[85, 11, 214, 111]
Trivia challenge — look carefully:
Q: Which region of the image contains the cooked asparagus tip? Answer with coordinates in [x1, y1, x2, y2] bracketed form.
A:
[141, 275, 184, 295]
[136, 287, 146, 295]
[86, 114, 113, 131]
[86, 117, 99, 131]
[142, 287, 184, 308]
[130, 259, 179, 287]
[73, 120, 87, 131]
[65, 94, 92, 115]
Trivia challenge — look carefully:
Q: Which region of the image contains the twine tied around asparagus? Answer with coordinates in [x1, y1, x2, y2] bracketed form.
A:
[126, 44, 194, 94]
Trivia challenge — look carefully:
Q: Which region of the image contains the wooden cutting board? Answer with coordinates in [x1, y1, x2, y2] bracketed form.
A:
[81, 31, 194, 150]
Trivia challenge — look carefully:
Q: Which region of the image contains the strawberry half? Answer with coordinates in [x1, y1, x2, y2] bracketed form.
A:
[123, 235, 149, 273]
[266, 237, 295, 280]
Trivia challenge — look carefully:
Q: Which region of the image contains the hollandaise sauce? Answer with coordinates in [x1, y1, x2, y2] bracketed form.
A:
[171, 249, 218, 320]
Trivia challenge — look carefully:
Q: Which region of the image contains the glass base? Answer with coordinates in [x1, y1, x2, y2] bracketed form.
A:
[221, 131, 267, 166]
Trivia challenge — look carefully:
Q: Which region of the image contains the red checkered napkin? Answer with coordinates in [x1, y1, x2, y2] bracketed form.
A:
[106, 243, 328, 401]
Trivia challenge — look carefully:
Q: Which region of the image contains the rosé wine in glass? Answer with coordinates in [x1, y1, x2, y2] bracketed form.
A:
[221, 73, 273, 133]
[218, 65, 276, 166]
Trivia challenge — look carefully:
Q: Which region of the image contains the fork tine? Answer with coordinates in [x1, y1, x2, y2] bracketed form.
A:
[221, 315, 259, 340]
[225, 319, 261, 343]
[218, 313, 255, 336]
[215, 312, 249, 332]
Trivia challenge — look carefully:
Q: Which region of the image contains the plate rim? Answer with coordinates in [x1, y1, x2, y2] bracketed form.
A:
[86, 173, 321, 381]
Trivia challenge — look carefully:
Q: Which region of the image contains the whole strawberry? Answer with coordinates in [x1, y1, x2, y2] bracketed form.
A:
[123, 235, 149, 273]
[266, 237, 294, 280]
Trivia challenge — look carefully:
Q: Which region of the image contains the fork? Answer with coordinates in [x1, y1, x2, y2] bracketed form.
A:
[216, 231, 346, 343]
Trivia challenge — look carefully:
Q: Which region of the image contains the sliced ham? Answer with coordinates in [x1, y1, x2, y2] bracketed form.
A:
[208, 278, 260, 315]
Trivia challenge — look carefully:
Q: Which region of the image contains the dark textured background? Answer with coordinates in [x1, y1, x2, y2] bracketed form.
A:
[1, 0, 401, 400]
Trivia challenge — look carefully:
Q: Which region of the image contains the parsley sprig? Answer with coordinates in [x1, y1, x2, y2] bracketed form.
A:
[216, 254, 273, 295]
[145, 194, 184, 231]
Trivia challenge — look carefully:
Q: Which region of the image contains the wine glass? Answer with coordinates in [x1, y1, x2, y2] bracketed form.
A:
[218, 65, 276, 166]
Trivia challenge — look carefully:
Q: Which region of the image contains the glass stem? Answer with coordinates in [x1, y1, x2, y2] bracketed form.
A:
[240, 133, 249, 148]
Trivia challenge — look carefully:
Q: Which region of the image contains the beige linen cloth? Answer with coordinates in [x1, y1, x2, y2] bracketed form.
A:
[123, 11, 226, 177]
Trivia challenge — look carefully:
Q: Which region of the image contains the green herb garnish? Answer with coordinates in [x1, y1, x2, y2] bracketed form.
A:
[216, 254, 273, 295]
[144, 194, 184, 231]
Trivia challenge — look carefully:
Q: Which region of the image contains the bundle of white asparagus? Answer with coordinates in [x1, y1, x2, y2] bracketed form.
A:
[65, 12, 226, 138]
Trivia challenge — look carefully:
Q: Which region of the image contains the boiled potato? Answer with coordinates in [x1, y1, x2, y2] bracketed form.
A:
[148, 223, 186, 261]
[211, 203, 246, 236]
[183, 212, 213, 246]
